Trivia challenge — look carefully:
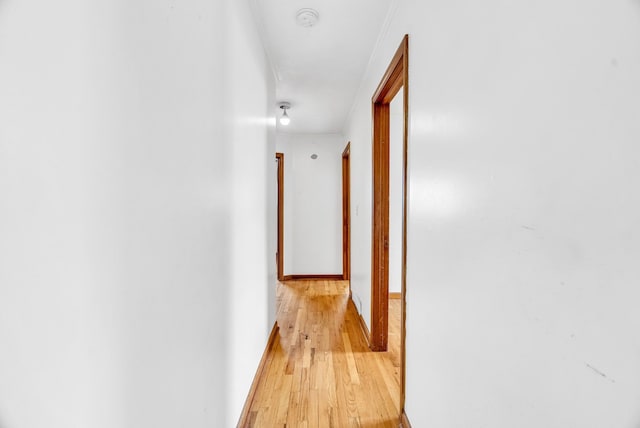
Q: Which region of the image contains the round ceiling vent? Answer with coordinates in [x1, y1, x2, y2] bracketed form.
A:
[296, 8, 319, 28]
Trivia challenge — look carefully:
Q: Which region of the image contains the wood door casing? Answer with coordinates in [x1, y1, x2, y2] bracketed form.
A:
[276, 152, 284, 281]
[342, 142, 351, 281]
[370, 34, 409, 413]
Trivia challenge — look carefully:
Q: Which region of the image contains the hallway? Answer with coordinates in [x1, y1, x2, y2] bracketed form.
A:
[242, 280, 401, 427]
[3, 0, 640, 426]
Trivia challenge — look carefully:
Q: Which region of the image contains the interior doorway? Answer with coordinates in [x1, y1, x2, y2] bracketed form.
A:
[370, 34, 409, 413]
[342, 142, 351, 282]
[276, 152, 284, 281]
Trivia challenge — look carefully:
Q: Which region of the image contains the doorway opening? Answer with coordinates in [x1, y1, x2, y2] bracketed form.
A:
[370, 34, 409, 412]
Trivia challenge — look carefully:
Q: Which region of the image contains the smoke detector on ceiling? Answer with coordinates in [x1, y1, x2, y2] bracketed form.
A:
[296, 8, 319, 28]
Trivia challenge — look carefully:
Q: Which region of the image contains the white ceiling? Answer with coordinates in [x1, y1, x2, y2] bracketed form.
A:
[251, 0, 395, 134]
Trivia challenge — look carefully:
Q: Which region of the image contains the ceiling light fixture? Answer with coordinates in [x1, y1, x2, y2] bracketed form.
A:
[278, 102, 291, 126]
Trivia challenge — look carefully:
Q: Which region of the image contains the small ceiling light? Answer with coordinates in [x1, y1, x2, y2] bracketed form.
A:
[278, 102, 291, 126]
[296, 8, 319, 28]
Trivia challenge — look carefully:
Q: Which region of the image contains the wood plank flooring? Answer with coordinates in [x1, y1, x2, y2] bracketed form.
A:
[243, 280, 401, 427]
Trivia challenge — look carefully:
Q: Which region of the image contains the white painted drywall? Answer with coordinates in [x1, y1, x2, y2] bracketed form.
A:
[0, 0, 275, 427]
[389, 90, 404, 294]
[276, 133, 345, 275]
[226, 0, 277, 423]
[344, 0, 640, 426]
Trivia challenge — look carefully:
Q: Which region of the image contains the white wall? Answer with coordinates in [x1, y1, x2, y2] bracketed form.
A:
[389, 90, 404, 294]
[344, 0, 640, 426]
[276, 133, 345, 275]
[0, 1, 275, 427]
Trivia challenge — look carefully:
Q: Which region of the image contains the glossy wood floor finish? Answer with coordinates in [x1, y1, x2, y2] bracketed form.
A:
[244, 280, 401, 428]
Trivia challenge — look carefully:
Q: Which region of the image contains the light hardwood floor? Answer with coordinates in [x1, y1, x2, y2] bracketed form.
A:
[243, 279, 401, 427]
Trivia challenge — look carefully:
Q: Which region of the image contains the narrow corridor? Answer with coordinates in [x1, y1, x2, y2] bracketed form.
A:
[243, 280, 401, 427]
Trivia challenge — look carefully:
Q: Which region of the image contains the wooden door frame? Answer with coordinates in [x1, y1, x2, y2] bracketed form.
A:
[370, 32, 409, 416]
[342, 143, 351, 281]
[370, 34, 409, 413]
[276, 152, 284, 281]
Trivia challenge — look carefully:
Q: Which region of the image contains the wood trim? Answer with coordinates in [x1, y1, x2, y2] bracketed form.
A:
[370, 34, 410, 415]
[349, 298, 371, 347]
[276, 153, 284, 281]
[400, 410, 412, 428]
[359, 313, 371, 348]
[342, 142, 351, 281]
[237, 323, 280, 428]
[283, 274, 344, 281]
[399, 34, 409, 415]
[389, 292, 401, 300]
[371, 35, 409, 353]
[372, 36, 407, 104]
[370, 100, 390, 352]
